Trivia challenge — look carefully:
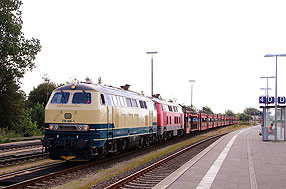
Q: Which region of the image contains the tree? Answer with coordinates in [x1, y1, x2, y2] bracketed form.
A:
[26, 102, 45, 130]
[225, 110, 236, 117]
[0, 71, 26, 130]
[0, 0, 41, 131]
[97, 76, 102, 84]
[201, 106, 213, 114]
[243, 107, 259, 116]
[180, 104, 197, 113]
[85, 76, 92, 83]
[0, 0, 41, 81]
[66, 77, 79, 84]
[27, 79, 57, 108]
[237, 113, 252, 121]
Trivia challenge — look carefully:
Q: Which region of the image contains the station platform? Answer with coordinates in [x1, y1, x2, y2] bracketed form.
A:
[153, 126, 286, 189]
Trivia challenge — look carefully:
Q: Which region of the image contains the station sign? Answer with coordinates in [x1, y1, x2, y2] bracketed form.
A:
[259, 96, 285, 104]
[259, 96, 274, 104]
[278, 97, 286, 104]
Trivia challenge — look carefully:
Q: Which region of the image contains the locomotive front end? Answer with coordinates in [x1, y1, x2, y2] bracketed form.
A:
[42, 84, 99, 161]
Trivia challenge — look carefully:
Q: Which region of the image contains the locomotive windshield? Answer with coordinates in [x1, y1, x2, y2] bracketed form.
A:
[72, 92, 91, 104]
[51, 92, 70, 104]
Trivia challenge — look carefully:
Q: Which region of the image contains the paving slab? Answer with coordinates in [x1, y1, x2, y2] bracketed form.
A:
[154, 126, 286, 189]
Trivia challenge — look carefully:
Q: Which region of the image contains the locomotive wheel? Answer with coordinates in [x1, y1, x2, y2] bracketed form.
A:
[138, 136, 145, 148]
[145, 135, 151, 146]
[122, 139, 127, 151]
[118, 139, 127, 152]
[163, 132, 168, 141]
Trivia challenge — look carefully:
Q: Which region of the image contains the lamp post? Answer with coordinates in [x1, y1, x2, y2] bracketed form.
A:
[264, 54, 286, 141]
[147, 51, 158, 97]
[260, 87, 272, 129]
[260, 87, 272, 100]
[260, 76, 275, 105]
[189, 80, 195, 107]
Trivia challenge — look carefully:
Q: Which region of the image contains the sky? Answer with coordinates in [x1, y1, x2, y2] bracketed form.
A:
[20, 0, 286, 114]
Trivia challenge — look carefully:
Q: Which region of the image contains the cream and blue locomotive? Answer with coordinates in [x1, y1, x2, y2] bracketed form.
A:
[42, 83, 157, 161]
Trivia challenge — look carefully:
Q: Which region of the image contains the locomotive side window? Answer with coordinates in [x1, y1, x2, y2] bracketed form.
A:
[143, 101, 147, 109]
[51, 92, 70, 104]
[72, 92, 91, 104]
[126, 98, 132, 107]
[116, 96, 121, 106]
[173, 106, 176, 112]
[132, 99, 138, 107]
[139, 100, 143, 108]
[139, 100, 147, 109]
[119, 96, 126, 107]
[105, 94, 113, 106]
[111, 95, 119, 106]
[100, 94, 106, 105]
[164, 105, 169, 111]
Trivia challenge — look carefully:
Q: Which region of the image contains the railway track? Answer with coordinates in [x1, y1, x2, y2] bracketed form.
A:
[104, 133, 226, 189]
[0, 161, 75, 188]
[0, 140, 42, 153]
[0, 142, 47, 168]
[0, 150, 48, 168]
[0, 131, 225, 188]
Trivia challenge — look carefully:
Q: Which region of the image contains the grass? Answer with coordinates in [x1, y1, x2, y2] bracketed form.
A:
[0, 128, 43, 144]
[55, 123, 253, 189]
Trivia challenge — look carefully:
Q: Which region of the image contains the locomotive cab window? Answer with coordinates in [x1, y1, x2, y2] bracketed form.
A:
[51, 92, 70, 104]
[72, 92, 91, 104]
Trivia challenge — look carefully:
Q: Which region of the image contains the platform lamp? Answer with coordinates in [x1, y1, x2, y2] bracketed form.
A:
[260, 76, 275, 105]
[264, 54, 286, 141]
[189, 80, 196, 107]
[147, 51, 158, 97]
[260, 87, 272, 128]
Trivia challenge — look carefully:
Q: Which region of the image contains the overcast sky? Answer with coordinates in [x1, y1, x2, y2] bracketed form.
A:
[20, 0, 286, 114]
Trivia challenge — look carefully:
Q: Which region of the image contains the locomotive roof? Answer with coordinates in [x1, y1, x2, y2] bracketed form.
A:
[152, 97, 181, 107]
[55, 83, 151, 101]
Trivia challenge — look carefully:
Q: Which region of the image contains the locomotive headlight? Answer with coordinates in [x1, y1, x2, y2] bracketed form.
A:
[54, 125, 59, 130]
[49, 124, 54, 130]
[83, 125, 89, 131]
[76, 125, 89, 131]
[49, 124, 59, 130]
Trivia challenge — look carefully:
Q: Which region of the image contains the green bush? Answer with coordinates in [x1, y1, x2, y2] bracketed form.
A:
[18, 109, 42, 137]
[0, 128, 21, 142]
[27, 102, 45, 130]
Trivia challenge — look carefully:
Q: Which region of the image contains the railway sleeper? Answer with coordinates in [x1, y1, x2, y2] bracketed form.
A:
[123, 183, 151, 188]
[141, 174, 168, 179]
[137, 176, 165, 181]
[132, 179, 160, 184]
[126, 182, 155, 187]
